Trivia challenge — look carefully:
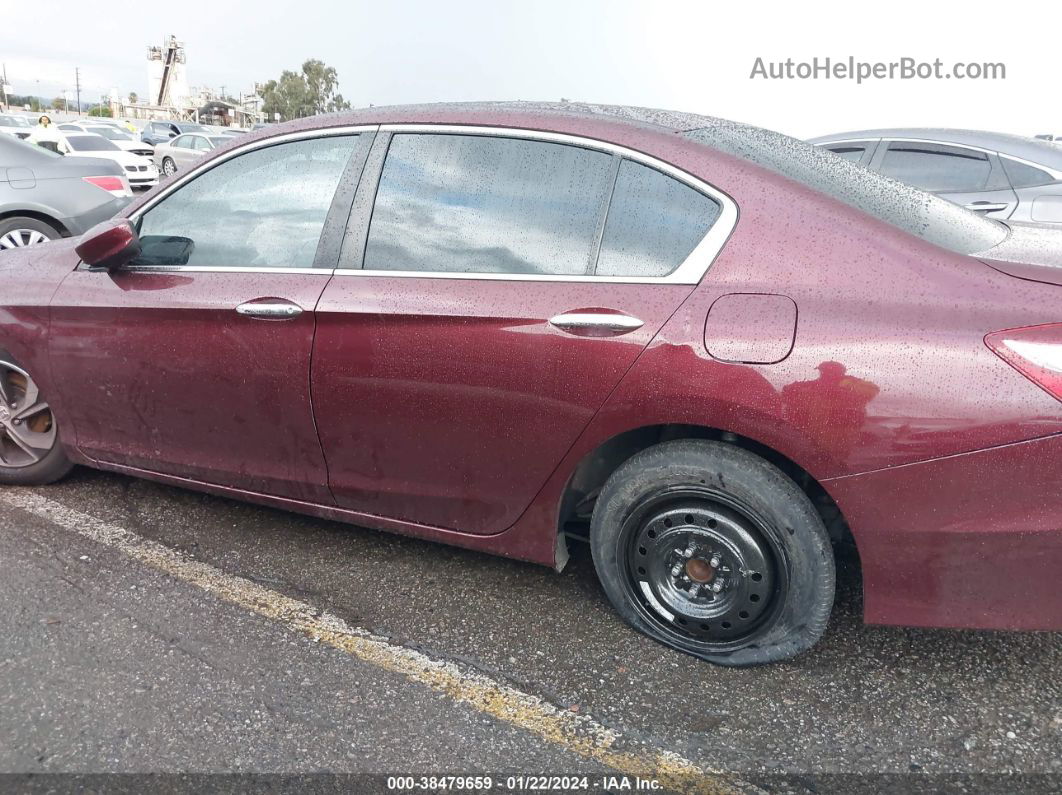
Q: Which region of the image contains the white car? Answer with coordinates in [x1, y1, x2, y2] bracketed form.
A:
[55, 132, 159, 190]
[58, 123, 151, 153]
[0, 114, 33, 140]
[83, 125, 155, 158]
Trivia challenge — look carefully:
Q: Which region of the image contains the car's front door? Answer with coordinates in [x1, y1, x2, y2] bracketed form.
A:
[49, 130, 372, 502]
[311, 129, 733, 534]
[872, 140, 1018, 218]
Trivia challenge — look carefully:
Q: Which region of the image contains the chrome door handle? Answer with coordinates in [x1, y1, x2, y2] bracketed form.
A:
[964, 202, 1009, 213]
[549, 312, 644, 335]
[235, 301, 303, 319]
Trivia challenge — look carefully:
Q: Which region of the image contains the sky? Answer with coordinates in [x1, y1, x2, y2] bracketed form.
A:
[1, 0, 1055, 139]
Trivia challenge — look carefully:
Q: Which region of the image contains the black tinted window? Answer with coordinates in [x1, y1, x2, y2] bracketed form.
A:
[596, 160, 720, 277]
[1001, 157, 1055, 189]
[364, 133, 613, 275]
[879, 143, 992, 192]
[135, 136, 358, 268]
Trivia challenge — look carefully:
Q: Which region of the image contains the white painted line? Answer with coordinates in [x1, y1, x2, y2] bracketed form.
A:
[1, 489, 747, 795]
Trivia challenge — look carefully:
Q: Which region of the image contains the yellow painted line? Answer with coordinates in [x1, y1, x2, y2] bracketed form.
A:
[1, 490, 751, 795]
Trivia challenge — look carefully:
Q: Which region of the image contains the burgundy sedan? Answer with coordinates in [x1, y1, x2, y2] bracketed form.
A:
[1, 103, 1060, 666]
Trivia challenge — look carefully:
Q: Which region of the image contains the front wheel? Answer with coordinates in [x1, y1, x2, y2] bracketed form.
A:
[161, 157, 177, 177]
[0, 355, 73, 485]
[590, 440, 834, 667]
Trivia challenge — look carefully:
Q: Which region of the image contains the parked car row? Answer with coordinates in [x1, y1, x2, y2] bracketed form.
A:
[57, 123, 154, 157]
[141, 119, 245, 146]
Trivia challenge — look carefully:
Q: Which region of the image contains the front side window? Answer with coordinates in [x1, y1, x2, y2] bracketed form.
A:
[879, 142, 992, 192]
[364, 133, 614, 275]
[596, 160, 721, 277]
[134, 135, 359, 269]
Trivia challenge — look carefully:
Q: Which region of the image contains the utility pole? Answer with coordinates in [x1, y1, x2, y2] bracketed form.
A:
[75, 67, 82, 115]
[1, 63, 8, 111]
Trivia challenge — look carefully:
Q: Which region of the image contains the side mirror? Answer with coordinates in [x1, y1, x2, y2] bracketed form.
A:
[75, 219, 141, 270]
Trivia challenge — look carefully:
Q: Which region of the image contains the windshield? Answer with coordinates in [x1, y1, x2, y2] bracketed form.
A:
[179, 124, 209, 133]
[66, 134, 120, 152]
[208, 137, 229, 147]
[683, 121, 1008, 255]
[0, 116, 28, 128]
[88, 127, 132, 141]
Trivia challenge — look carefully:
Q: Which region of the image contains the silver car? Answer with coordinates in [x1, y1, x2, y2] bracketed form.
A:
[152, 133, 232, 177]
[0, 134, 130, 251]
[811, 128, 1062, 225]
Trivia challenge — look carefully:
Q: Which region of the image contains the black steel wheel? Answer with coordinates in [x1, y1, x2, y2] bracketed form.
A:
[591, 439, 834, 666]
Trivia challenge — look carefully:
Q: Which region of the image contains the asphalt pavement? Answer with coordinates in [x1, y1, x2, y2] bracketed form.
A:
[1, 468, 1060, 793]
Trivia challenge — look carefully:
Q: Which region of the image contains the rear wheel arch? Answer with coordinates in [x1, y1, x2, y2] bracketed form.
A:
[557, 423, 854, 552]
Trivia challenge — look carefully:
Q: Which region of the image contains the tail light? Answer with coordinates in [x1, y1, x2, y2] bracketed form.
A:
[985, 323, 1062, 402]
[82, 175, 132, 198]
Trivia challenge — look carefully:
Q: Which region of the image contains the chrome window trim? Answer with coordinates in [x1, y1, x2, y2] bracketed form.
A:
[339, 123, 738, 285]
[125, 122, 739, 284]
[128, 124, 381, 223]
[123, 124, 380, 274]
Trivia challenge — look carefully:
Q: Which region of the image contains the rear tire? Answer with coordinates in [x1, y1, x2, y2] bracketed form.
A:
[0, 217, 60, 251]
[0, 352, 73, 486]
[590, 439, 834, 667]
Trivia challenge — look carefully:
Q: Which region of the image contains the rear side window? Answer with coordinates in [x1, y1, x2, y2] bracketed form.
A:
[596, 160, 721, 277]
[1001, 157, 1055, 189]
[135, 135, 359, 269]
[364, 133, 614, 275]
[879, 142, 992, 192]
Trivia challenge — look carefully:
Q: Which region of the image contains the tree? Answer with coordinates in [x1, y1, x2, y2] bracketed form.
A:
[259, 59, 352, 122]
[51, 96, 66, 111]
[128, 92, 138, 105]
[88, 105, 112, 117]
[6, 94, 43, 111]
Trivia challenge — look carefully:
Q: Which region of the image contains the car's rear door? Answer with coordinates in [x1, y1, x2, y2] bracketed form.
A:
[311, 127, 735, 534]
[871, 139, 1018, 217]
[49, 129, 374, 502]
[171, 135, 199, 169]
